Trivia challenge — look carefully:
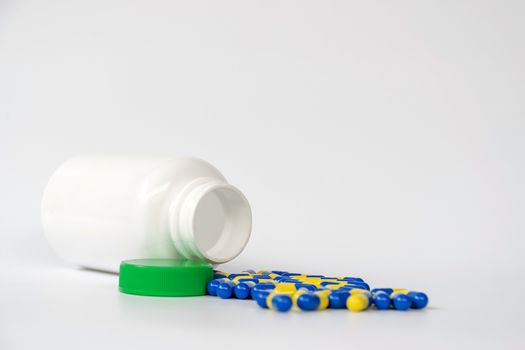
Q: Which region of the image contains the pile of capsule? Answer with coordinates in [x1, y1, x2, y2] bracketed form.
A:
[207, 270, 428, 313]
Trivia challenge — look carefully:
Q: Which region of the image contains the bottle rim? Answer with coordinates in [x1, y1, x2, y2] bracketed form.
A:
[170, 178, 252, 264]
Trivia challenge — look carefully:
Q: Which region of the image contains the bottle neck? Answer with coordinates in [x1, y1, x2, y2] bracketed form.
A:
[169, 177, 252, 264]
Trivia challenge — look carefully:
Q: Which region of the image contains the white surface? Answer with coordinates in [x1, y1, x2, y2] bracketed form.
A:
[1, 0, 524, 348]
[1, 246, 524, 349]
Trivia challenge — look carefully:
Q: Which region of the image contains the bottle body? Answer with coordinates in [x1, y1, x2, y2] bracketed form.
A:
[41, 155, 252, 272]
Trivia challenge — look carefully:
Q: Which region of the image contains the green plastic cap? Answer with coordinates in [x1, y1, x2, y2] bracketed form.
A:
[119, 259, 213, 297]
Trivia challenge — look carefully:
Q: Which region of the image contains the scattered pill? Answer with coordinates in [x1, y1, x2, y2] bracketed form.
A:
[372, 288, 393, 295]
[393, 288, 409, 294]
[250, 282, 276, 298]
[206, 269, 427, 314]
[228, 273, 250, 280]
[391, 293, 412, 311]
[268, 293, 293, 312]
[407, 291, 428, 309]
[213, 271, 229, 279]
[237, 278, 259, 284]
[347, 293, 370, 312]
[254, 290, 272, 309]
[207, 279, 220, 296]
[294, 283, 317, 291]
[292, 289, 306, 306]
[234, 281, 256, 299]
[207, 278, 228, 296]
[296, 293, 321, 311]
[275, 282, 296, 294]
[217, 280, 236, 299]
[329, 291, 350, 309]
[373, 291, 391, 310]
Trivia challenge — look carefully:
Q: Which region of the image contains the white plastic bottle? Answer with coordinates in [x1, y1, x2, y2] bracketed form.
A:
[41, 155, 252, 272]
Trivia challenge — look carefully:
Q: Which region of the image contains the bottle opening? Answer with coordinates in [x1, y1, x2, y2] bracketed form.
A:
[173, 178, 252, 264]
[192, 185, 252, 263]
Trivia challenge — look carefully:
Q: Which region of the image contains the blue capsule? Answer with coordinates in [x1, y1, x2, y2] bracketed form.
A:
[281, 272, 302, 276]
[213, 272, 229, 279]
[392, 293, 412, 311]
[372, 288, 394, 295]
[328, 291, 350, 309]
[207, 279, 220, 296]
[342, 277, 364, 283]
[207, 278, 228, 296]
[234, 282, 256, 299]
[270, 294, 293, 312]
[237, 278, 259, 283]
[250, 283, 275, 299]
[373, 291, 391, 310]
[253, 290, 272, 309]
[357, 282, 370, 290]
[407, 292, 428, 309]
[252, 282, 276, 290]
[339, 285, 367, 293]
[296, 293, 321, 311]
[271, 270, 287, 275]
[295, 283, 317, 291]
[277, 278, 300, 283]
[320, 281, 339, 287]
[217, 280, 236, 299]
[344, 282, 370, 290]
[227, 273, 250, 280]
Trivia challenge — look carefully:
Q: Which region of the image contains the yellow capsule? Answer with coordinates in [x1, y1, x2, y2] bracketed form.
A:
[268, 273, 279, 279]
[346, 294, 369, 312]
[302, 278, 323, 288]
[302, 278, 322, 285]
[292, 276, 307, 281]
[214, 271, 230, 277]
[350, 289, 372, 299]
[325, 284, 345, 290]
[258, 279, 276, 284]
[275, 283, 297, 293]
[232, 275, 253, 282]
[290, 276, 306, 282]
[393, 288, 409, 294]
[350, 288, 371, 296]
[303, 277, 321, 282]
[315, 290, 331, 310]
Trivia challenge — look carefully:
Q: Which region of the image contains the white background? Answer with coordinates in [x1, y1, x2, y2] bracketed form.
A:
[1, 0, 524, 349]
